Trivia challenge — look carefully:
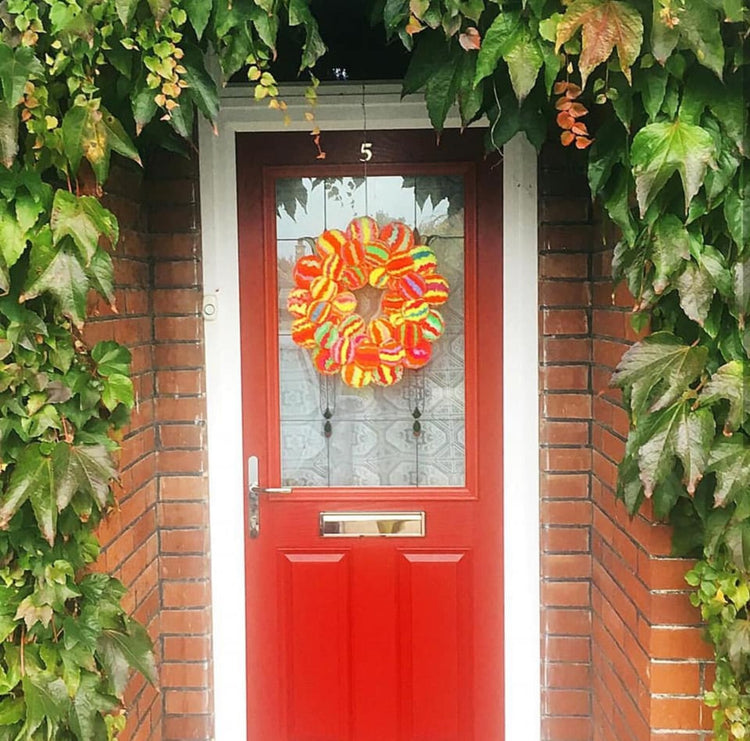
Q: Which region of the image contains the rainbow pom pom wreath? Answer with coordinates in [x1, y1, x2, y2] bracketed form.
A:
[287, 217, 450, 388]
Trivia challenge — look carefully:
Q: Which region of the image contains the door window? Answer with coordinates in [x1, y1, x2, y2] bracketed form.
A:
[275, 175, 467, 488]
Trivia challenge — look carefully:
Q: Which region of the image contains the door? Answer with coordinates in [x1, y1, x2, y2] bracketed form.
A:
[237, 129, 503, 741]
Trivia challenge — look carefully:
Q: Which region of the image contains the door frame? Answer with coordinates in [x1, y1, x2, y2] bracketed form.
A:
[198, 83, 540, 741]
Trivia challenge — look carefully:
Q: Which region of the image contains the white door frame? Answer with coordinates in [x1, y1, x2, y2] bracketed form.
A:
[198, 83, 540, 741]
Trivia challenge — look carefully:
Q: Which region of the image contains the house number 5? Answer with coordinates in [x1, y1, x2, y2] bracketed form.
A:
[360, 142, 373, 162]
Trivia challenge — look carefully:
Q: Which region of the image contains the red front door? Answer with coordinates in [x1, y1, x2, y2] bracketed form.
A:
[237, 129, 503, 741]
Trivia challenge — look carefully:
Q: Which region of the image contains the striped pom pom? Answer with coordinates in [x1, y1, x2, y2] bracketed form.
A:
[308, 300, 333, 325]
[340, 266, 367, 291]
[309, 275, 338, 301]
[331, 291, 357, 316]
[401, 299, 430, 323]
[423, 275, 450, 304]
[340, 239, 367, 267]
[314, 321, 339, 350]
[341, 363, 372, 388]
[291, 318, 316, 348]
[347, 216, 379, 245]
[410, 245, 438, 274]
[398, 321, 423, 349]
[287, 288, 311, 318]
[338, 314, 366, 339]
[386, 251, 415, 278]
[404, 338, 432, 369]
[373, 364, 404, 386]
[363, 240, 391, 268]
[381, 292, 405, 315]
[378, 338, 405, 367]
[397, 272, 427, 301]
[368, 318, 393, 345]
[313, 348, 341, 375]
[293, 255, 323, 288]
[421, 310, 445, 341]
[316, 229, 347, 257]
[353, 340, 381, 370]
[380, 222, 414, 253]
[368, 266, 390, 289]
[321, 253, 345, 281]
[331, 335, 355, 364]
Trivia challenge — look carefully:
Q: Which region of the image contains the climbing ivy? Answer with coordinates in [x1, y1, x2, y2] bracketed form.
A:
[0, 0, 747, 737]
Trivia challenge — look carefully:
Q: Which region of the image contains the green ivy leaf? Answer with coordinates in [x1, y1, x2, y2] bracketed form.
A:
[555, 0, 643, 88]
[183, 0, 212, 39]
[0, 46, 42, 107]
[631, 119, 716, 217]
[0, 202, 27, 269]
[92, 341, 131, 377]
[182, 48, 220, 125]
[101, 374, 134, 412]
[0, 100, 18, 168]
[86, 249, 116, 307]
[115, 0, 138, 26]
[21, 239, 88, 328]
[404, 32, 452, 96]
[0, 444, 52, 538]
[0, 697, 23, 724]
[21, 672, 70, 737]
[724, 179, 749, 253]
[725, 523, 750, 574]
[731, 259, 750, 325]
[54, 443, 117, 511]
[708, 436, 750, 508]
[651, 0, 724, 78]
[504, 30, 544, 102]
[97, 621, 156, 699]
[699, 361, 750, 434]
[725, 618, 750, 673]
[635, 64, 667, 122]
[424, 47, 462, 132]
[51, 190, 119, 266]
[651, 213, 690, 293]
[147, 0, 170, 22]
[474, 11, 522, 86]
[611, 332, 707, 417]
[676, 262, 715, 326]
[288, 0, 326, 70]
[70, 672, 117, 741]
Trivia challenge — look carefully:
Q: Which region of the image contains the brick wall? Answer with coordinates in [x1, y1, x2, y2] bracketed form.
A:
[589, 231, 713, 741]
[539, 145, 594, 741]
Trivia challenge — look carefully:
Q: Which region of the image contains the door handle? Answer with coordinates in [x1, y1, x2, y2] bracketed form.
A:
[248, 456, 292, 538]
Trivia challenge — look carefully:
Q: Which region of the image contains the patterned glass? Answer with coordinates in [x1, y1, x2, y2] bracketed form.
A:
[276, 175, 466, 487]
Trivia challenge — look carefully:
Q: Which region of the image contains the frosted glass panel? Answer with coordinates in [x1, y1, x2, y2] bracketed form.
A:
[276, 175, 466, 488]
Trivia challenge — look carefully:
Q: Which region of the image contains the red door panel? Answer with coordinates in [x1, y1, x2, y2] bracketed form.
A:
[237, 130, 503, 741]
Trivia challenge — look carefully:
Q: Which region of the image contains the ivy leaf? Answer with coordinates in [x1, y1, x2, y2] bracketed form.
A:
[699, 361, 750, 434]
[0, 444, 53, 539]
[731, 259, 750, 326]
[70, 672, 117, 741]
[0, 697, 23, 724]
[637, 403, 713, 496]
[725, 618, 750, 673]
[725, 523, 750, 573]
[101, 374, 134, 412]
[651, 213, 690, 294]
[182, 48, 220, 125]
[97, 621, 156, 698]
[183, 0, 211, 39]
[699, 245, 732, 300]
[724, 180, 749, 253]
[92, 341, 131, 377]
[455, 54, 483, 127]
[404, 31, 452, 95]
[21, 239, 88, 328]
[651, 0, 724, 78]
[86, 250, 115, 306]
[424, 47, 462, 132]
[588, 119, 626, 196]
[0, 46, 43, 107]
[611, 332, 707, 417]
[287, 0, 326, 71]
[54, 443, 117, 511]
[474, 11, 522, 86]
[555, 0, 643, 88]
[0, 202, 27, 269]
[147, 0, 170, 22]
[707, 436, 750, 507]
[51, 190, 118, 266]
[115, 0, 138, 26]
[676, 261, 714, 326]
[131, 76, 159, 136]
[631, 119, 716, 217]
[635, 64, 667, 122]
[603, 168, 637, 246]
[504, 30, 544, 102]
[0, 100, 18, 168]
[22, 672, 70, 736]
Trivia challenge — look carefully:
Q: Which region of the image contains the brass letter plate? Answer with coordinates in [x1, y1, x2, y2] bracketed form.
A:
[320, 511, 425, 537]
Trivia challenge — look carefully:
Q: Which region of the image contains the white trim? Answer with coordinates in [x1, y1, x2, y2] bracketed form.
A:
[199, 84, 540, 741]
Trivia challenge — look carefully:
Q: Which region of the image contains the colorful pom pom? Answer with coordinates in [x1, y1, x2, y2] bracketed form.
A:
[347, 216, 379, 245]
[331, 336, 355, 364]
[316, 229, 347, 257]
[321, 253, 345, 281]
[353, 340, 381, 370]
[308, 300, 333, 325]
[378, 339, 405, 367]
[373, 364, 404, 386]
[287, 288, 311, 318]
[293, 255, 322, 288]
[401, 299, 430, 323]
[340, 239, 367, 267]
[340, 266, 367, 291]
[410, 245, 438, 274]
[368, 318, 393, 345]
[313, 348, 340, 375]
[314, 321, 339, 349]
[397, 272, 427, 301]
[423, 275, 450, 304]
[338, 314, 366, 338]
[363, 240, 390, 268]
[291, 318, 316, 348]
[422, 310, 445, 341]
[381, 292, 404, 315]
[380, 222, 414, 254]
[398, 322, 423, 349]
[368, 266, 390, 289]
[331, 291, 357, 316]
[309, 276, 338, 301]
[341, 363, 372, 388]
[404, 338, 432, 369]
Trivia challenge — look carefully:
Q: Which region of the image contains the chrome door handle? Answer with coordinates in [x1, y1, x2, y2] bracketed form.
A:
[248, 456, 292, 538]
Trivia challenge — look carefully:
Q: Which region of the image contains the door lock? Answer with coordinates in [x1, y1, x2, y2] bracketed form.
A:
[247, 456, 292, 538]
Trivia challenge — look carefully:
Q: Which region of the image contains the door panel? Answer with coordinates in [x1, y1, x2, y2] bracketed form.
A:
[237, 130, 503, 741]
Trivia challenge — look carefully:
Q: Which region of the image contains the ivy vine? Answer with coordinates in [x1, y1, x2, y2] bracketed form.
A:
[0, 0, 746, 738]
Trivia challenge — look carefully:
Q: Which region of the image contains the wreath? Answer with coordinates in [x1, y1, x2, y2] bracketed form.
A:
[287, 216, 450, 388]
